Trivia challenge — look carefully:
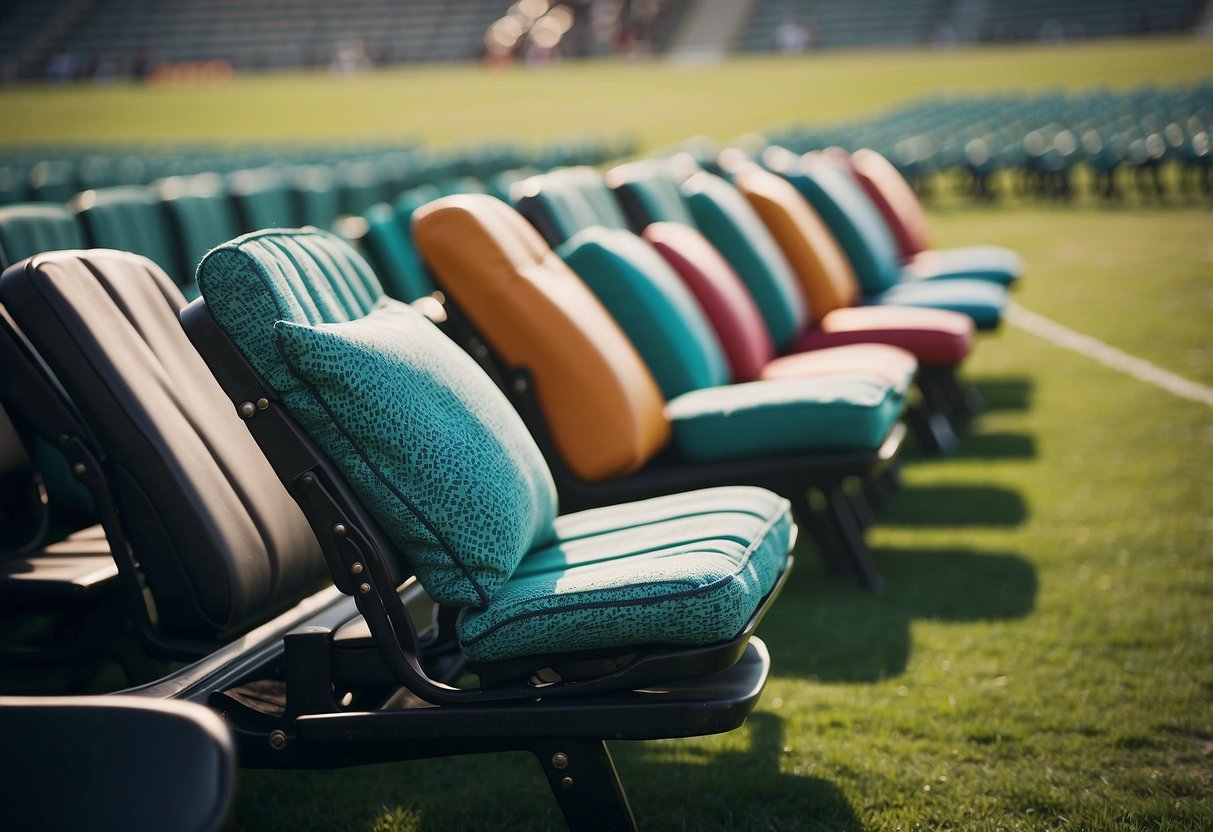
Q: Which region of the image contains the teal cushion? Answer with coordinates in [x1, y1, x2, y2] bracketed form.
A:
[666, 377, 901, 462]
[457, 486, 791, 662]
[900, 245, 1023, 287]
[274, 300, 559, 607]
[781, 158, 904, 295]
[558, 227, 730, 398]
[681, 172, 808, 351]
[609, 166, 698, 227]
[199, 229, 385, 392]
[363, 203, 436, 301]
[871, 279, 1006, 331]
[561, 167, 631, 230]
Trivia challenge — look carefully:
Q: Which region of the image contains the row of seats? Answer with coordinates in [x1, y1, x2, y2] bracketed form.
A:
[762, 83, 1213, 200]
[0, 133, 634, 206]
[0, 141, 1021, 829]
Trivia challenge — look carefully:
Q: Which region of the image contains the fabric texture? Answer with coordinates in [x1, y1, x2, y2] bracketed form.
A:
[457, 486, 791, 662]
[666, 376, 901, 461]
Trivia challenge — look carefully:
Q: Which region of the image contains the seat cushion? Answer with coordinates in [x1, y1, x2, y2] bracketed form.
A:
[792, 306, 974, 367]
[273, 299, 559, 608]
[901, 246, 1024, 287]
[666, 376, 901, 462]
[642, 221, 777, 384]
[457, 486, 792, 662]
[760, 343, 917, 394]
[847, 147, 933, 258]
[559, 226, 729, 398]
[868, 278, 1006, 331]
[680, 170, 809, 351]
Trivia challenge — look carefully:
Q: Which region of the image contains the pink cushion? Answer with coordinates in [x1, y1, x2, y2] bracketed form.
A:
[792, 306, 973, 367]
[643, 221, 776, 383]
[761, 343, 917, 392]
[847, 148, 932, 259]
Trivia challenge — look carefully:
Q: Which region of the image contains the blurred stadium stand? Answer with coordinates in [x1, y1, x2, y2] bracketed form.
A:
[1, 0, 1206, 83]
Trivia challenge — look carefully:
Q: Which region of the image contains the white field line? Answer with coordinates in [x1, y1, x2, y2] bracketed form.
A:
[1006, 302, 1213, 409]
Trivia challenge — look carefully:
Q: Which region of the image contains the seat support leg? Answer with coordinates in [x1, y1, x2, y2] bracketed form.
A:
[828, 489, 884, 591]
[531, 739, 637, 832]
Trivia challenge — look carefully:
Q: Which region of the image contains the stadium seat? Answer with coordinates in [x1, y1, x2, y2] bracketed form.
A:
[835, 147, 1024, 286]
[414, 194, 906, 586]
[228, 166, 299, 232]
[759, 149, 1010, 328]
[156, 173, 242, 296]
[71, 185, 179, 283]
[0, 203, 83, 269]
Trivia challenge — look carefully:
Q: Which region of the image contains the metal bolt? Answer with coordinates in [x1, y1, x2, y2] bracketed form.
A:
[551, 752, 569, 770]
[256, 397, 270, 410]
[350, 562, 364, 575]
[560, 777, 575, 790]
[238, 401, 256, 419]
[57, 434, 70, 447]
[332, 523, 348, 537]
[301, 473, 315, 485]
[513, 377, 528, 393]
[268, 730, 287, 750]
[359, 583, 371, 594]
[72, 463, 87, 477]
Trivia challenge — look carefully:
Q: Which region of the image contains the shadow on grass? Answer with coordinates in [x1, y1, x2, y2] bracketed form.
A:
[973, 376, 1034, 412]
[951, 431, 1038, 460]
[620, 710, 860, 831]
[882, 484, 1029, 527]
[761, 547, 1037, 683]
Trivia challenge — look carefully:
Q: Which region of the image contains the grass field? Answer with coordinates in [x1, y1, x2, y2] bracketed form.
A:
[4, 36, 1212, 832]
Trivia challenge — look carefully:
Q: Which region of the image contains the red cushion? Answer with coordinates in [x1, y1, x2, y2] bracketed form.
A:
[792, 306, 973, 367]
[847, 148, 932, 259]
[643, 222, 776, 383]
[761, 343, 918, 391]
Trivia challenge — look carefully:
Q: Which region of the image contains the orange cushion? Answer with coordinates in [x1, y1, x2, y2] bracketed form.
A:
[412, 194, 671, 482]
[732, 163, 859, 321]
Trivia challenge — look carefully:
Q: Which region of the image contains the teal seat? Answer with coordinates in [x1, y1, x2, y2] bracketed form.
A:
[361, 202, 436, 301]
[72, 186, 178, 283]
[772, 152, 1010, 329]
[680, 171, 810, 351]
[290, 165, 341, 230]
[558, 227, 729, 399]
[197, 228, 794, 664]
[605, 159, 698, 231]
[156, 173, 242, 296]
[228, 167, 299, 232]
[0, 204, 83, 269]
[512, 166, 630, 247]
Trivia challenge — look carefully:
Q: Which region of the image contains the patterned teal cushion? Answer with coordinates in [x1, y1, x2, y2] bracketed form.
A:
[274, 300, 559, 607]
[457, 486, 792, 662]
[666, 376, 902, 462]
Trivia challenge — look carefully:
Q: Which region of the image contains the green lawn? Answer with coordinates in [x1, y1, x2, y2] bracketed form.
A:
[3, 35, 1211, 832]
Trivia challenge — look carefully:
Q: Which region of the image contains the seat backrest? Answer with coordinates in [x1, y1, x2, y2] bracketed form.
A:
[771, 150, 903, 295]
[71, 185, 178, 282]
[228, 167, 299, 233]
[156, 173, 241, 291]
[605, 160, 698, 231]
[679, 170, 809, 351]
[196, 228, 559, 609]
[641, 221, 776, 384]
[361, 203, 437, 301]
[557, 226, 729, 399]
[511, 167, 629, 247]
[732, 162, 860, 321]
[0, 204, 84, 269]
[412, 194, 671, 482]
[0, 250, 328, 637]
[847, 148, 932, 258]
[291, 165, 341, 229]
